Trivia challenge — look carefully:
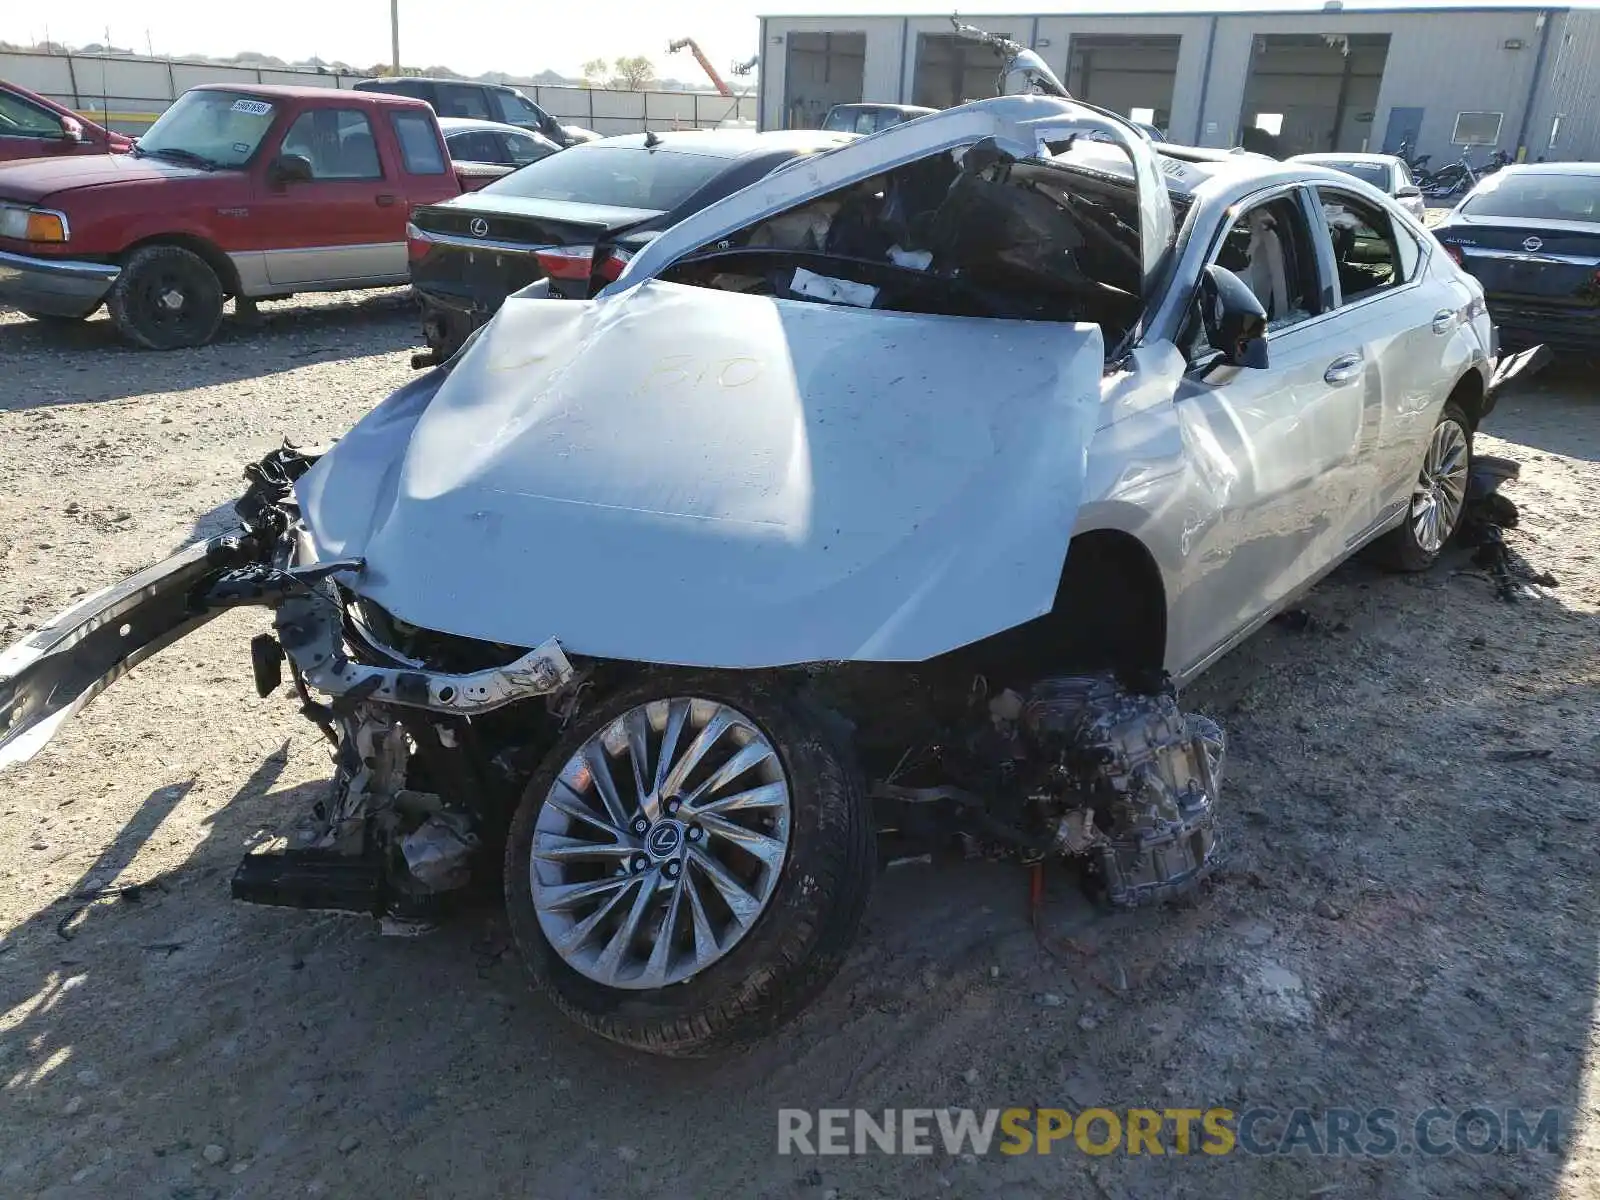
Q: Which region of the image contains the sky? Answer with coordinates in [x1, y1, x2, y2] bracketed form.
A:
[0, 0, 1561, 80]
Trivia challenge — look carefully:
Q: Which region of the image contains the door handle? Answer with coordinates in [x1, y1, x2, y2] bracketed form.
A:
[1432, 308, 1457, 334]
[376, 193, 398, 207]
[1324, 353, 1364, 385]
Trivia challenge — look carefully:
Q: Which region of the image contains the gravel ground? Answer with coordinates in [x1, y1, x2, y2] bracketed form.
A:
[1, 292, 1597, 1200]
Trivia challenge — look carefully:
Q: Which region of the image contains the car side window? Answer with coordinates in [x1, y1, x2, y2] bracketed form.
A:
[0, 90, 64, 137]
[391, 112, 446, 175]
[504, 132, 555, 166]
[1316, 188, 1419, 302]
[447, 130, 503, 163]
[281, 109, 382, 180]
[1211, 195, 1324, 333]
[439, 84, 492, 120]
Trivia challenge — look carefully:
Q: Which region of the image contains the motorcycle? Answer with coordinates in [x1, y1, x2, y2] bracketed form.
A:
[1420, 148, 1513, 199]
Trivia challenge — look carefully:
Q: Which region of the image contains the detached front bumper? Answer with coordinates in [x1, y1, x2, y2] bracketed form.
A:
[0, 248, 120, 318]
[0, 450, 578, 771]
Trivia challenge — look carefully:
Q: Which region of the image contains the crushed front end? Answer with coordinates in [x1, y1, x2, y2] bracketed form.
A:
[0, 444, 582, 921]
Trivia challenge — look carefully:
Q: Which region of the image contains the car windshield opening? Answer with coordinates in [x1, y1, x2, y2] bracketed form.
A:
[136, 90, 278, 168]
[658, 140, 1155, 353]
[482, 144, 729, 211]
[1462, 172, 1600, 222]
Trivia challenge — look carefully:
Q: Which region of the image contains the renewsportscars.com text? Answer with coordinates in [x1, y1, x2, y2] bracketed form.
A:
[778, 1106, 1562, 1158]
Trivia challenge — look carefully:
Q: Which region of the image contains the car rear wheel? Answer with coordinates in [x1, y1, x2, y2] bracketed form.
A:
[1376, 401, 1473, 571]
[504, 674, 874, 1056]
[107, 244, 225, 350]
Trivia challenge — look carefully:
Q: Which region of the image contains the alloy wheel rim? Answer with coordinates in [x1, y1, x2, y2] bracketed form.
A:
[530, 698, 792, 989]
[1411, 418, 1470, 554]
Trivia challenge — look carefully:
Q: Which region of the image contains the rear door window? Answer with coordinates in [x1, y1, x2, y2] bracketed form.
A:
[438, 84, 492, 120]
[1316, 188, 1420, 301]
[391, 112, 447, 174]
[446, 129, 504, 163]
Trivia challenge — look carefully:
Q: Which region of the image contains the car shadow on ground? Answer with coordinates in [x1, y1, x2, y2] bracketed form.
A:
[1, 526, 1595, 1198]
[0, 290, 420, 412]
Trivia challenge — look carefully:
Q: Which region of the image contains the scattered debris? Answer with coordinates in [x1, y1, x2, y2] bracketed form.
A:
[336, 1134, 360, 1155]
[202, 1144, 228, 1165]
[1313, 898, 1343, 921]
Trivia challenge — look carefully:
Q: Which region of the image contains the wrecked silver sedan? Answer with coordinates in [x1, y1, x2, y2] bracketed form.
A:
[0, 87, 1540, 1055]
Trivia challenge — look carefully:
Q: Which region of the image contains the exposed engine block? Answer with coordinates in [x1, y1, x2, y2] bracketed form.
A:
[1015, 674, 1225, 907]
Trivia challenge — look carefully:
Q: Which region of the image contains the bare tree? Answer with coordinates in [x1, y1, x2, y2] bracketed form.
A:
[610, 55, 655, 91]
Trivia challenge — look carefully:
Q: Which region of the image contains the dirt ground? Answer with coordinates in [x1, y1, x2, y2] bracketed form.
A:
[1, 294, 1597, 1200]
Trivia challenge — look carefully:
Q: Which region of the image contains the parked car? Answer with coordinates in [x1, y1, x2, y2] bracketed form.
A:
[439, 116, 562, 191]
[0, 83, 460, 348]
[821, 102, 936, 135]
[1433, 162, 1600, 354]
[353, 77, 598, 148]
[0, 91, 1543, 1056]
[1, 80, 132, 162]
[1292, 152, 1427, 221]
[407, 128, 855, 359]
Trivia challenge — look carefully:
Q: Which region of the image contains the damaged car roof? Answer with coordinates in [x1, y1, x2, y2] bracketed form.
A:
[621, 95, 1178, 299]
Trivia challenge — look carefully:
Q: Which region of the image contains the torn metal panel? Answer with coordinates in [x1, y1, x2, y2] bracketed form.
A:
[297, 280, 1105, 667]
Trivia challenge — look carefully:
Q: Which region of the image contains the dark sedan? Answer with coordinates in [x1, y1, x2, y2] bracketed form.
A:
[407, 128, 855, 358]
[1433, 163, 1600, 355]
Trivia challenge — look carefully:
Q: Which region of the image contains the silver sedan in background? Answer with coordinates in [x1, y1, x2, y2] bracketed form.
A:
[1292, 150, 1429, 221]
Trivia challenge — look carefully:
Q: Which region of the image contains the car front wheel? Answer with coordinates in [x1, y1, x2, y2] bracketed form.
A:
[504, 674, 875, 1056]
[1377, 400, 1473, 571]
[107, 244, 225, 350]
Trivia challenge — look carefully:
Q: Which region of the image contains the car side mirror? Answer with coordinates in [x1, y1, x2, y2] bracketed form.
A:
[1397, 183, 1422, 198]
[270, 153, 315, 184]
[1200, 264, 1270, 369]
[60, 117, 85, 144]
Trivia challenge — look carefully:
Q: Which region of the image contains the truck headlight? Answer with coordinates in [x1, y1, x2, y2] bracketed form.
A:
[0, 206, 69, 242]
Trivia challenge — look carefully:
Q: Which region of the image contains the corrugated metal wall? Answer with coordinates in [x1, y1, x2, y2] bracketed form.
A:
[1527, 9, 1600, 161]
[760, 7, 1600, 162]
[0, 50, 756, 137]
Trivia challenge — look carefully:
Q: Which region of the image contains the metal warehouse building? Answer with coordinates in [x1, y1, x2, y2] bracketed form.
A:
[756, 3, 1600, 164]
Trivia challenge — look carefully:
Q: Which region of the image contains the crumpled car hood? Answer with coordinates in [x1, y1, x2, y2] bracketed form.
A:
[297, 280, 1103, 667]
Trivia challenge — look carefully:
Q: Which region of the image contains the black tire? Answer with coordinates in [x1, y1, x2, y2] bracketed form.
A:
[504, 672, 875, 1056]
[107, 244, 224, 350]
[1375, 400, 1473, 572]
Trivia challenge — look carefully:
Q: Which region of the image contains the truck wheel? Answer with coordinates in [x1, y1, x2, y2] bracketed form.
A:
[1376, 401, 1473, 572]
[504, 674, 875, 1056]
[107, 244, 224, 350]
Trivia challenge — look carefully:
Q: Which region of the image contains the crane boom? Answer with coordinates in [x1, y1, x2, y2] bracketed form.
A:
[668, 38, 733, 97]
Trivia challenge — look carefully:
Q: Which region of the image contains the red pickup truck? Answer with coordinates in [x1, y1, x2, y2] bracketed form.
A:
[0, 84, 460, 348]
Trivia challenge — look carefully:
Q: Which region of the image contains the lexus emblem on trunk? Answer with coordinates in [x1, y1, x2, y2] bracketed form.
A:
[1523, 236, 1543, 252]
[470, 217, 490, 238]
